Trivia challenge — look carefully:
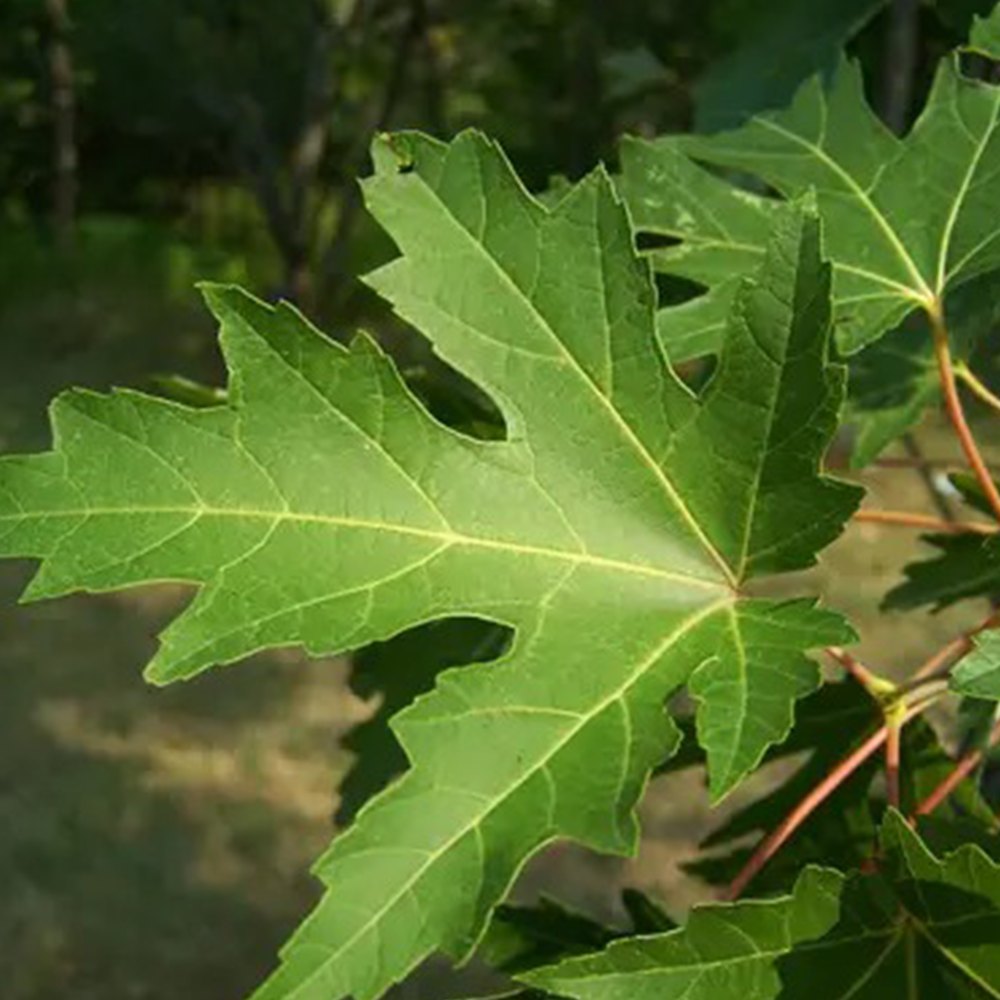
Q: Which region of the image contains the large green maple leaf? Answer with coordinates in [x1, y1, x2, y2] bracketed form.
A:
[0, 131, 858, 1000]
[618, 4, 1000, 361]
[526, 812, 1000, 999]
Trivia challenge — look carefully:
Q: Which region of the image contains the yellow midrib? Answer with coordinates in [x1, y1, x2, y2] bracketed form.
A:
[754, 117, 934, 305]
[0, 503, 729, 590]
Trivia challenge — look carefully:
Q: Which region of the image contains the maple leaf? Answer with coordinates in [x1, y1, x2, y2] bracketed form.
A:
[618, 4, 1000, 359]
[884, 468, 1000, 610]
[525, 813, 1000, 999]
[0, 131, 858, 999]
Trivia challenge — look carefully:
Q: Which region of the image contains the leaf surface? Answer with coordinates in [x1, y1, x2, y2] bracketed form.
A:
[0, 131, 858, 1000]
[952, 629, 1000, 699]
[844, 316, 937, 468]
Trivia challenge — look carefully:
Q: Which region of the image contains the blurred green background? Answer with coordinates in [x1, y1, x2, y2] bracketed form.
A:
[1, 1, 997, 997]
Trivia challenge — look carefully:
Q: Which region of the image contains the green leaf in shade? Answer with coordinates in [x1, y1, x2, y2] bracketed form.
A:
[952, 628, 1000, 700]
[953, 695, 1000, 814]
[969, 6, 1000, 57]
[902, 715, 996, 825]
[873, 810, 1000, 994]
[769, 812, 1000, 997]
[336, 619, 509, 825]
[0, 131, 859, 1000]
[620, 888, 676, 934]
[521, 866, 845, 1000]
[844, 315, 938, 468]
[883, 532, 1000, 611]
[693, 0, 885, 132]
[526, 814, 1000, 999]
[620, 5, 1000, 358]
[477, 898, 619, 976]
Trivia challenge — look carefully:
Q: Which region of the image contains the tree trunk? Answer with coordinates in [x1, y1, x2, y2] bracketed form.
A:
[45, 0, 77, 254]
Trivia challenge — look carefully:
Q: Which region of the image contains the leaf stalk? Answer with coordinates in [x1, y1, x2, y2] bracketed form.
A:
[929, 304, 1000, 522]
[722, 685, 943, 901]
[725, 608, 1000, 899]
[956, 361, 1000, 420]
[852, 509, 996, 534]
[913, 717, 1000, 818]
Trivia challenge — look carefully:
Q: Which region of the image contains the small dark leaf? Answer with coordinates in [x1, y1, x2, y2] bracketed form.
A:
[883, 532, 1000, 612]
[845, 316, 937, 468]
[478, 898, 619, 975]
[621, 888, 677, 934]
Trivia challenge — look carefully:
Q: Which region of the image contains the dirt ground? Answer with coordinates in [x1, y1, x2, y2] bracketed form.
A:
[0, 280, 991, 999]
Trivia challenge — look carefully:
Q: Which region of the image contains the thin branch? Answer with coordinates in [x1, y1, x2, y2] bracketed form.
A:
[723, 688, 943, 901]
[896, 666, 955, 694]
[930, 306, 1000, 522]
[725, 608, 1000, 899]
[900, 609, 1000, 695]
[723, 727, 888, 901]
[956, 362, 1000, 419]
[902, 432, 958, 522]
[283, 0, 340, 304]
[874, 0, 957, 532]
[853, 509, 996, 534]
[879, 0, 921, 133]
[317, 0, 425, 309]
[886, 720, 901, 810]
[913, 717, 1000, 817]
[826, 647, 887, 693]
[873, 456, 963, 470]
[45, 0, 77, 253]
